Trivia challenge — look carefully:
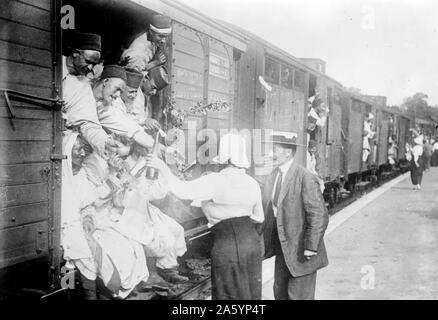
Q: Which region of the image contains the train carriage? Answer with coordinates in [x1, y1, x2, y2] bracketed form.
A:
[1, 0, 418, 300]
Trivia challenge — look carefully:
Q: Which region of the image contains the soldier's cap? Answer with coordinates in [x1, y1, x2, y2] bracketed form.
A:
[150, 14, 172, 35]
[100, 64, 127, 82]
[72, 32, 101, 52]
[126, 70, 144, 89]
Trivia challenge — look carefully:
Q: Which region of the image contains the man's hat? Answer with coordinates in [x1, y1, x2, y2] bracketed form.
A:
[366, 113, 374, 120]
[72, 32, 102, 52]
[100, 64, 127, 81]
[126, 70, 144, 89]
[263, 131, 305, 148]
[150, 14, 172, 35]
[149, 65, 170, 91]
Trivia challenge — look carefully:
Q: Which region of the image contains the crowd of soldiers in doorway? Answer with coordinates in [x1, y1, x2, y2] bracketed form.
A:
[61, 15, 190, 299]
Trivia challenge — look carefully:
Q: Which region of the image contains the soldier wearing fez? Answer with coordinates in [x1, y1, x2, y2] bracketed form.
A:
[120, 14, 172, 130]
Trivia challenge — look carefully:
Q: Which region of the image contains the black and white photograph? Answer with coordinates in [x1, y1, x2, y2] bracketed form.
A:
[1, 0, 438, 303]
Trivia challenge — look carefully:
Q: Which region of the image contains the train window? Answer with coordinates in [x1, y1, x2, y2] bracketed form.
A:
[294, 69, 305, 91]
[264, 57, 280, 84]
[280, 64, 293, 89]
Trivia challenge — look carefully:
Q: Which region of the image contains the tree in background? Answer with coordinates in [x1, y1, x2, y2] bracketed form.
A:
[399, 92, 438, 121]
[401, 92, 429, 118]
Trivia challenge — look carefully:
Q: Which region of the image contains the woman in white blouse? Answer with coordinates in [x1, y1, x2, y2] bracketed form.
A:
[146, 133, 264, 300]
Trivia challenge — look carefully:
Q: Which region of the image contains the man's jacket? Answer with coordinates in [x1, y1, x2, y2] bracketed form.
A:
[261, 162, 329, 277]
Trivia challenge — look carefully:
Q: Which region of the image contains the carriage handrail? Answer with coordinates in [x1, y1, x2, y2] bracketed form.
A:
[1, 88, 63, 130]
[1, 88, 63, 107]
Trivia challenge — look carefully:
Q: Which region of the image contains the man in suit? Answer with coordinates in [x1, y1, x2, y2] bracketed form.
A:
[261, 131, 329, 300]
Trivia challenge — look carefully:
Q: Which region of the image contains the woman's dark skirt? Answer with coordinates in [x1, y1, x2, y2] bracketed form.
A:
[431, 150, 438, 167]
[210, 216, 262, 300]
[410, 160, 423, 185]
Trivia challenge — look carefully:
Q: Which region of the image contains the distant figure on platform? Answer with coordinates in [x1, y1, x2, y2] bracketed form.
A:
[410, 131, 424, 190]
[431, 138, 438, 167]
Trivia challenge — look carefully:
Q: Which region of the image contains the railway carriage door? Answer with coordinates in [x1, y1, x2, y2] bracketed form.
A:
[326, 87, 343, 180]
[262, 58, 307, 163]
[340, 93, 350, 176]
[0, 0, 63, 294]
[348, 100, 365, 173]
[377, 111, 390, 166]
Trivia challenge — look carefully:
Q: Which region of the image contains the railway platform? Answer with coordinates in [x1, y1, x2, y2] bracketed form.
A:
[261, 167, 438, 300]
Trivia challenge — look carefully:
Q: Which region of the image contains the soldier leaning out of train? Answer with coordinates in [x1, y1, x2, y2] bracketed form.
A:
[120, 14, 171, 77]
[113, 68, 160, 131]
[307, 96, 328, 134]
[62, 32, 119, 158]
[92, 64, 155, 149]
[146, 133, 265, 300]
[306, 139, 325, 193]
[362, 113, 376, 163]
[113, 69, 147, 127]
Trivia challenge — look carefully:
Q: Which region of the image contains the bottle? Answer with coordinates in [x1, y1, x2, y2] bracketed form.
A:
[145, 132, 160, 180]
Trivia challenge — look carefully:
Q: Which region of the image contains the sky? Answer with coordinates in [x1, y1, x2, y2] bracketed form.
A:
[181, 0, 438, 106]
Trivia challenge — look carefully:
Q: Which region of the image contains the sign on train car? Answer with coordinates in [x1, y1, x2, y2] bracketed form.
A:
[0, 0, 63, 294]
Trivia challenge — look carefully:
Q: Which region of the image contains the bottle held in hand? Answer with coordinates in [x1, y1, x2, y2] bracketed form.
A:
[145, 132, 160, 180]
